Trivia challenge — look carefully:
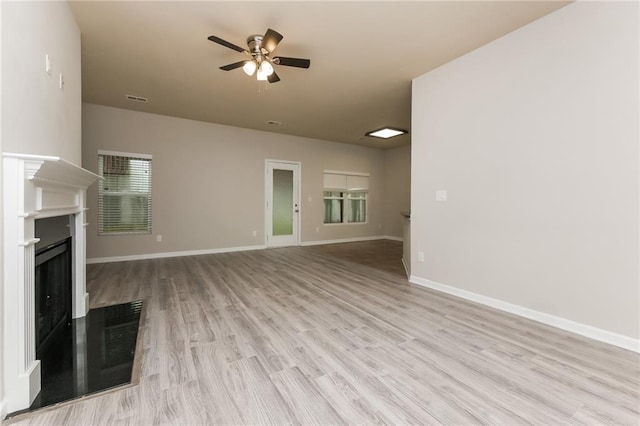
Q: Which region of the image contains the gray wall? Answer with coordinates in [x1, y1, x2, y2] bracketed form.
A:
[411, 1, 639, 339]
[383, 145, 411, 238]
[82, 103, 400, 260]
[0, 0, 3, 413]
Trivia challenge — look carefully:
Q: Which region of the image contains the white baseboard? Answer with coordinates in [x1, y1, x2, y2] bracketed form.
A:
[383, 235, 403, 242]
[87, 244, 267, 264]
[401, 257, 410, 278]
[0, 398, 7, 420]
[300, 235, 402, 247]
[409, 275, 640, 353]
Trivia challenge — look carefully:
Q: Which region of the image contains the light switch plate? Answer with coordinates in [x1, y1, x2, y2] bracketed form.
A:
[436, 190, 447, 201]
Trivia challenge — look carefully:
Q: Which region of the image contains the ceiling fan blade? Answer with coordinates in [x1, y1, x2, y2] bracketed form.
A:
[267, 71, 281, 84]
[207, 35, 248, 54]
[273, 56, 311, 69]
[262, 28, 283, 53]
[219, 61, 247, 71]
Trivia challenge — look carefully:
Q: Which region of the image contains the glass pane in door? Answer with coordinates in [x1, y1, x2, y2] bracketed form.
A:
[272, 169, 293, 236]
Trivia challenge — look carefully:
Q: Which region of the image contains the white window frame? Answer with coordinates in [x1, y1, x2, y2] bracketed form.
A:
[98, 150, 153, 235]
[323, 170, 369, 225]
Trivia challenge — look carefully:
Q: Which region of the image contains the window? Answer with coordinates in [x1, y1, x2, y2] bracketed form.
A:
[324, 191, 344, 223]
[323, 171, 368, 224]
[98, 151, 152, 235]
[347, 192, 367, 223]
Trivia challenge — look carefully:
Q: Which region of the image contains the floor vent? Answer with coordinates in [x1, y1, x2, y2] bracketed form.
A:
[125, 94, 148, 103]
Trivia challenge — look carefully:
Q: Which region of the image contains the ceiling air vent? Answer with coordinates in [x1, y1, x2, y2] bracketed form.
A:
[125, 94, 148, 103]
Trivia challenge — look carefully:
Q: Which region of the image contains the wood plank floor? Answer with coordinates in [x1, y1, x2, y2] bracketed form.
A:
[9, 241, 640, 425]
[305, 239, 406, 277]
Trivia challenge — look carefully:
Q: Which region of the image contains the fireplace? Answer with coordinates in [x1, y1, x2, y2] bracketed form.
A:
[2, 153, 100, 415]
[35, 237, 72, 359]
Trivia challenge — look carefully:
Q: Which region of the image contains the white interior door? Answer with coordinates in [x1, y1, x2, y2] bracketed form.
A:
[266, 160, 300, 247]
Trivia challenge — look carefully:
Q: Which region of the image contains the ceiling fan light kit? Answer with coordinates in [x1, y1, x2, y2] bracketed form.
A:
[242, 61, 257, 76]
[208, 28, 310, 84]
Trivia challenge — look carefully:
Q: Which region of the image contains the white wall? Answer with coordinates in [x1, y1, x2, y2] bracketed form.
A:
[1, 1, 82, 414]
[1, 1, 81, 164]
[411, 1, 639, 344]
[82, 104, 390, 260]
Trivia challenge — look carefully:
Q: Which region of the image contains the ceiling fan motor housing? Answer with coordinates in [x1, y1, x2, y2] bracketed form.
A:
[247, 35, 268, 58]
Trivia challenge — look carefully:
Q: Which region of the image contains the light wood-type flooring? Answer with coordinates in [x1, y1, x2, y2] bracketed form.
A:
[306, 239, 406, 277]
[9, 241, 640, 425]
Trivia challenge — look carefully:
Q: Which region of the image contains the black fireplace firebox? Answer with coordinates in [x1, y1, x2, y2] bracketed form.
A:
[35, 237, 72, 359]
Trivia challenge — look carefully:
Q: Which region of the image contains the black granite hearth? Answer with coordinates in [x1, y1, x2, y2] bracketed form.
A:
[12, 301, 143, 416]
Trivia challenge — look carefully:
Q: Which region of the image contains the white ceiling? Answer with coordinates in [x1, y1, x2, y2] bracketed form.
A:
[69, 1, 569, 149]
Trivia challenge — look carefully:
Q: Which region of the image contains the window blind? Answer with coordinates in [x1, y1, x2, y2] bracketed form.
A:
[346, 175, 369, 191]
[323, 173, 347, 191]
[323, 172, 369, 190]
[98, 151, 152, 235]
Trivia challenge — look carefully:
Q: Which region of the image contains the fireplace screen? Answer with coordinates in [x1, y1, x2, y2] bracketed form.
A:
[34, 237, 72, 358]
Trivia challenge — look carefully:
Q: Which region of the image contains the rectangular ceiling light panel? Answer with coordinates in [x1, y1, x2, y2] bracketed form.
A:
[366, 127, 408, 139]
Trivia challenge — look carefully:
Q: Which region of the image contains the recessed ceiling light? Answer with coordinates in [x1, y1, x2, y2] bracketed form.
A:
[365, 127, 408, 139]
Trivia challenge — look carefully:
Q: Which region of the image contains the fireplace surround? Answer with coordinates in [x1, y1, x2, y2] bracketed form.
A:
[2, 153, 100, 414]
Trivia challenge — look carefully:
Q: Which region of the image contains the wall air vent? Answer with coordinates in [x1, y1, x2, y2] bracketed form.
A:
[125, 94, 148, 103]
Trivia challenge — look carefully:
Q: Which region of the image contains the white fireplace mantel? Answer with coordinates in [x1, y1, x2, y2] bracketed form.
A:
[2, 153, 100, 414]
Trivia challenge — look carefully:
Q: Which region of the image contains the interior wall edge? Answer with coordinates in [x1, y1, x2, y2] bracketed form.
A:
[0, 399, 7, 420]
[409, 275, 640, 353]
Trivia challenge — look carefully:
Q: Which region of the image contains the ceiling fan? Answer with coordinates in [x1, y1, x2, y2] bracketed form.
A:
[207, 28, 310, 83]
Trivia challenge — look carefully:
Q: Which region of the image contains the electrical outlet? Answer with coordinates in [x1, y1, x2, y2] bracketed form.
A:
[436, 190, 447, 201]
[418, 251, 425, 262]
[59, 73, 64, 90]
[45, 54, 51, 75]
[156, 235, 162, 242]
[315, 227, 320, 233]
[252, 230, 257, 237]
